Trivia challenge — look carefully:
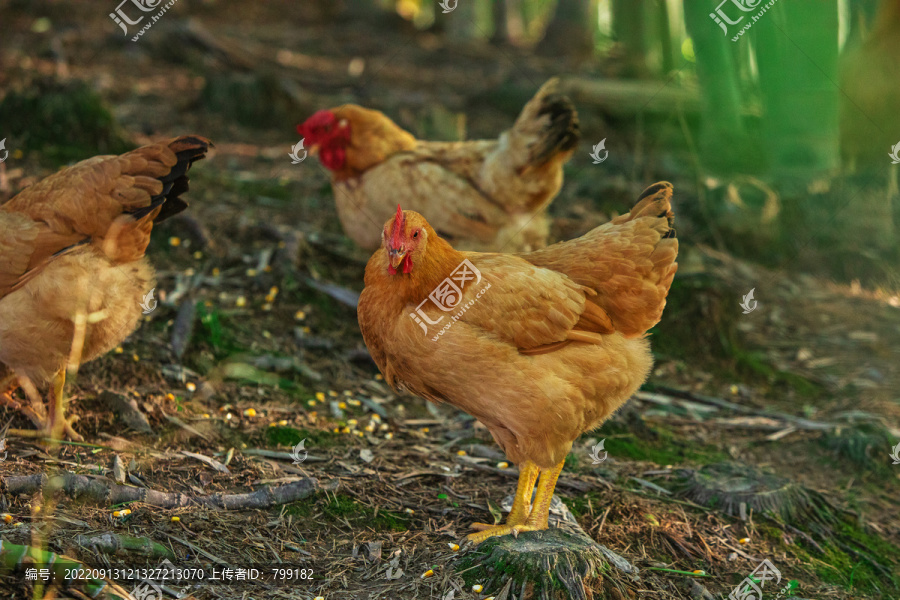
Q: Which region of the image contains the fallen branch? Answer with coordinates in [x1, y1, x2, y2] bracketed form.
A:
[75, 533, 176, 561]
[644, 386, 837, 431]
[1, 473, 335, 509]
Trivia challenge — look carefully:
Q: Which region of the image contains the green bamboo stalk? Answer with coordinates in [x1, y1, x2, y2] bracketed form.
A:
[753, 0, 840, 179]
[683, 0, 751, 174]
[76, 533, 176, 561]
[0, 540, 131, 599]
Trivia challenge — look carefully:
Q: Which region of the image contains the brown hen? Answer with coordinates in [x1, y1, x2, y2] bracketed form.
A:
[297, 78, 580, 252]
[0, 136, 210, 440]
[358, 182, 677, 542]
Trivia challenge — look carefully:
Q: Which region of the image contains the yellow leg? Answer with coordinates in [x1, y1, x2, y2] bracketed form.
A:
[7, 369, 81, 442]
[470, 460, 540, 533]
[522, 460, 564, 529]
[467, 460, 564, 543]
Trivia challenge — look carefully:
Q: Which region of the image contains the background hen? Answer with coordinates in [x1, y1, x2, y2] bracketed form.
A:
[297, 78, 580, 252]
[0, 136, 210, 440]
[358, 182, 677, 541]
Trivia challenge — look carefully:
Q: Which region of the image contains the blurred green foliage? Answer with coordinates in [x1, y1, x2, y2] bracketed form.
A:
[0, 78, 131, 165]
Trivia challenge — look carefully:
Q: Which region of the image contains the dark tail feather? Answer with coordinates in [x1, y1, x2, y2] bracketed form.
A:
[631, 181, 675, 235]
[129, 136, 211, 222]
[529, 92, 580, 167]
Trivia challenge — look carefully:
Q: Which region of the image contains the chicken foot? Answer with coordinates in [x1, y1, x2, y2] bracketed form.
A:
[467, 460, 564, 543]
[0, 374, 49, 432]
[7, 369, 82, 442]
[470, 460, 540, 532]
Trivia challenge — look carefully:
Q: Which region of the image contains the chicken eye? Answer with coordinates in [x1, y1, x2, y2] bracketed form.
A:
[413, 230, 419, 238]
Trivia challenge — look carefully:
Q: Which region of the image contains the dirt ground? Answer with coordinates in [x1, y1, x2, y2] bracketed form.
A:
[0, 2, 898, 599]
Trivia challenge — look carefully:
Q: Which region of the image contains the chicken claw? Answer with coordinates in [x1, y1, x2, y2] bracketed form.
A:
[467, 460, 564, 544]
[5, 370, 83, 442]
[467, 523, 541, 544]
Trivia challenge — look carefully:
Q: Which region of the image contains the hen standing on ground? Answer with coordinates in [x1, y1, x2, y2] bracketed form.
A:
[358, 182, 677, 542]
[0, 136, 210, 440]
[297, 78, 580, 252]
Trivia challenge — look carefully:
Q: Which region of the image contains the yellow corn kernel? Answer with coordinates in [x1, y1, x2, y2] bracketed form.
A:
[448, 543, 460, 552]
[186, 382, 196, 392]
[472, 584, 483, 592]
[315, 392, 326, 402]
[243, 408, 257, 417]
[496, 461, 509, 469]
[457, 450, 467, 456]
[171, 516, 181, 522]
[420, 569, 433, 579]
[169, 236, 181, 247]
[235, 296, 247, 307]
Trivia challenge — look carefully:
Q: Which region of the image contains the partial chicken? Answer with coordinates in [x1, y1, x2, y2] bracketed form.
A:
[0, 136, 210, 440]
[297, 79, 580, 252]
[358, 182, 677, 542]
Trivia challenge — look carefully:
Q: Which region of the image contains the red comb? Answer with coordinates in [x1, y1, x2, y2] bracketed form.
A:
[390, 204, 405, 248]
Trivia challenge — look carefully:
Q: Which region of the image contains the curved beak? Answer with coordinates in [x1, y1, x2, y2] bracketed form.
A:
[389, 248, 407, 270]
